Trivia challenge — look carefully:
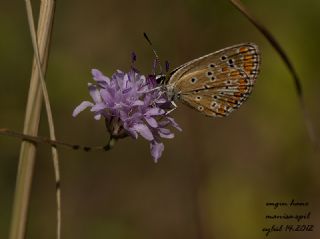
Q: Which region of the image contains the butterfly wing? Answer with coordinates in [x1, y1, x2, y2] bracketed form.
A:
[167, 43, 260, 117]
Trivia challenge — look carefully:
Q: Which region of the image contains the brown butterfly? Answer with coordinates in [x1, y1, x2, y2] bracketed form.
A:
[163, 43, 260, 117]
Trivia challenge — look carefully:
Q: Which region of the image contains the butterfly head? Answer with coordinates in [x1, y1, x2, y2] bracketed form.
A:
[155, 74, 180, 102]
[155, 74, 166, 85]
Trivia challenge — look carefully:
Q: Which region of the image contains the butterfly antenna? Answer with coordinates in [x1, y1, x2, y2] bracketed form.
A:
[143, 32, 163, 74]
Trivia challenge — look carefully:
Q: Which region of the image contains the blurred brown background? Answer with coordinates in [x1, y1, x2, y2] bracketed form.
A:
[0, 0, 319, 238]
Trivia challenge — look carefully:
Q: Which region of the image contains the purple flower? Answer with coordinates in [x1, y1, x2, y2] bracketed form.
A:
[73, 56, 181, 162]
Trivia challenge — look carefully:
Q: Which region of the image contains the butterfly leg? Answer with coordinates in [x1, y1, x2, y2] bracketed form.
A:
[165, 101, 177, 115]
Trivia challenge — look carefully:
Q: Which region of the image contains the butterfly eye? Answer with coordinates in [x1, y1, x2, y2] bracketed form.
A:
[156, 74, 166, 84]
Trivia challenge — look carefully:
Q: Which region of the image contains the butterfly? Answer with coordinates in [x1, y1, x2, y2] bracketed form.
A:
[160, 43, 260, 117]
[1, 43, 261, 154]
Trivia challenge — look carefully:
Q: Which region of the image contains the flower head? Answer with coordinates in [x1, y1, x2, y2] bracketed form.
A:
[73, 55, 181, 162]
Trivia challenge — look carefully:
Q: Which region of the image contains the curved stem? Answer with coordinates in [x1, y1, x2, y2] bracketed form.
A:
[0, 128, 116, 152]
[229, 0, 318, 148]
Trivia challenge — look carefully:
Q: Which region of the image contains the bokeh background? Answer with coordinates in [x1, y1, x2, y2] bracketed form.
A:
[1, 0, 320, 238]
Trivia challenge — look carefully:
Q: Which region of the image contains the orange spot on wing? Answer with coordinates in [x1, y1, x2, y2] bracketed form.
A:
[238, 78, 247, 84]
[218, 107, 225, 114]
[244, 55, 254, 60]
[230, 70, 240, 77]
[239, 47, 249, 53]
[222, 66, 229, 72]
[228, 99, 237, 104]
[244, 66, 253, 72]
[238, 86, 248, 93]
[244, 62, 254, 67]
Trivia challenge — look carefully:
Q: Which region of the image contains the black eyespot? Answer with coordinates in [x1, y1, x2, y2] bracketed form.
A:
[211, 76, 215, 81]
[213, 96, 217, 99]
[191, 78, 196, 83]
[228, 59, 234, 64]
[207, 71, 212, 76]
[196, 96, 201, 100]
[210, 63, 215, 68]
[225, 86, 229, 89]
[221, 55, 227, 60]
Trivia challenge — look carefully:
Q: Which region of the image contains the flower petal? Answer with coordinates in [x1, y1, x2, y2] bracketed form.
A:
[145, 108, 165, 116]
[167, 117, 182, 131]
[122, 74, 129, 89]
[150, 141, 164, 163]
[91, 69, 102, 78]
[124, 123, 138, 139]
[132, 100, 145, 106]
[72, 101, 94, 117]
[100, 89, 115, 106]
[158, 128, 174, 139]
[145, 116, 158, 128]
[126, 112, 143, 123]
[88, 83, 102, 103]
[132, 123, 154, 141]
[92, 69, 110, 85]
[91, 102, 106, 112]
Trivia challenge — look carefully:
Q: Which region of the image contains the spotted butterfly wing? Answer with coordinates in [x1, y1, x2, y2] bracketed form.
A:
[167, 43, 260, 117]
